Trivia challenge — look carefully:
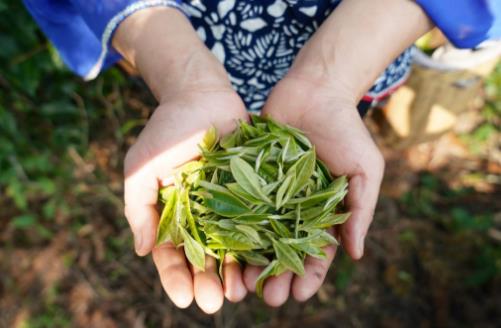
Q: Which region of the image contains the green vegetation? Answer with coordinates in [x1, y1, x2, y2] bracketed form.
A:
[156, 117, 349, 296]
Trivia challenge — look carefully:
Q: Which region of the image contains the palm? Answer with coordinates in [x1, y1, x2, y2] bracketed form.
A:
[124, 87, 249, 313]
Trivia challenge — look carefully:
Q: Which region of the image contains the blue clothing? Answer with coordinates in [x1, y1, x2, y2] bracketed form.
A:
[23, 0, 501, 110]
[416, 0, 501, 49]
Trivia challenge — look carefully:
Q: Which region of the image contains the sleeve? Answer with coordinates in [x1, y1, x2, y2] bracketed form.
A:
[415, 0, 501, 49]
[22, 0, 186, 80]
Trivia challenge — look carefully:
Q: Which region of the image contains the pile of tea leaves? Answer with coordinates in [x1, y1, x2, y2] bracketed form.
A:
[156, 115, 349, 296]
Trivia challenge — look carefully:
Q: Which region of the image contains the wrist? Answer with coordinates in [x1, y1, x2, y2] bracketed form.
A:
[285, 62, 359, 107]
[287, 0, 432, 103]
[113, 7, 230, 102]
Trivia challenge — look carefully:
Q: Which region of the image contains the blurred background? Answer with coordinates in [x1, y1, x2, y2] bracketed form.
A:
[1, 1, 500, 327]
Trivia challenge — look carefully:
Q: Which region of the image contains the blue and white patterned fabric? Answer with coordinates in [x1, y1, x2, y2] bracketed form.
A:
[22, 0, 501, 110]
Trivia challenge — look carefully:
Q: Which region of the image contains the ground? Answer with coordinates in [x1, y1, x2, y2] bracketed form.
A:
[1, 1, 500, 327]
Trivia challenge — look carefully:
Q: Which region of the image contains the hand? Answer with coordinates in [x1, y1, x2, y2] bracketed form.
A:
[241, 0, 431, 306]
[124, 84, 249, 313]
[242, 75, 385, 306]
[115, 7, 250, 314]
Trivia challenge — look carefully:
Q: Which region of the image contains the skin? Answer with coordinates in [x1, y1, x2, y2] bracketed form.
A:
[113, 0, 433, 312]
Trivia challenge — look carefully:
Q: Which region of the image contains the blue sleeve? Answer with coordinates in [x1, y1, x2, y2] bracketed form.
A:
[22, 0, 185, 79]
[416, 0, 501, 49]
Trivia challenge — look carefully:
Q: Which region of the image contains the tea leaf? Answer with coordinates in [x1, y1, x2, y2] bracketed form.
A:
[207, 230, 260, 250]
[270, 219, 291, 238]
[255, 260, 280, 297]
[220, 129, 240, 149]
[239, 251, 270, 266]
[291, 243, 327, 260]
[182, 227, 206, 271]
[232, 213, 270, 224]
[226, 182, 263, 204]
[200, 126, 218, 152]
[157, 186, 177, 244]
[218, 249, 226, 278]
[273, 239, 305, 276]
[302, 212, 351, 230]
[200, 181, 250, 217]
[230, 157, 271, 203]
[287, 176, 348, 208]
[235, 224, 263, 245]
[276, 174, 294, 209]
[289, 150, 316, 196]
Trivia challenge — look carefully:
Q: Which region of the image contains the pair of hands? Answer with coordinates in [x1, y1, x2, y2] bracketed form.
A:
[123, 67, 384, 313]
[119, 0, 432, 313]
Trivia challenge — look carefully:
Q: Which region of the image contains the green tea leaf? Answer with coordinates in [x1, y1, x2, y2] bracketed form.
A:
[291, 243, 327, 260]
[230, 157, 271, 203]
[182, 189, 203, 243]
[270, 219, 292, 238]
[235, 225, 263, 245]
[255, 260, 280, 297]
[276, 174, 294, 209]
[200, 126, 218, 152]
[200, 181, 250, 217]
[272, 239, 305, 276]
[220, 129, 240, 149]
[207, 232, 259, 250]
[232, 213, 270, 224]
[286, 176, 348, 208]
[302, 212, 351, 230]
[226, 182, 263, 204]
[289, 150, 316, 196]
[178, 160, 204, 186]
[182, 228, 206, 271]
[240, 251, 270, 266]
[157, 187, 183, 245]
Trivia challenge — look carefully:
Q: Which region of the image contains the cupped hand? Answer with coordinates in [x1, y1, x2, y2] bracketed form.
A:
[245, 75, 385, 306]
[124, 85, 249, 313]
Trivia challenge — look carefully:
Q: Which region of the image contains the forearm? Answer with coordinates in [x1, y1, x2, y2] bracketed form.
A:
[289, 0, 434, 102]
[112, 7, 229, 103]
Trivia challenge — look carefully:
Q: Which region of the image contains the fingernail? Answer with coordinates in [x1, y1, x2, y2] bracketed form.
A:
[134, 231, 144, 255]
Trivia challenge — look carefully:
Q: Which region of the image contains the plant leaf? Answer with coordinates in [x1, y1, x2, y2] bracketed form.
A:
[272, 239, 305, 276]
[275, 174, 294, 209]
[240, 251, 270, 266]
[255, 260, 280, 298]
[200, 126, 218, 152]
[182, 228, 206, 271]
[302, 212, 351, 230]
[200, 181, 250, 217]
[286, 175, 348, 208]
[230, 157, 272, 203]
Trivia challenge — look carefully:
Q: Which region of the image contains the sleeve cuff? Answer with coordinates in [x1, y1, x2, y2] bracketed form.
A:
[82, 0, 187, 80]
[23, 0, 186, 79]
[415, 0, 496, 49]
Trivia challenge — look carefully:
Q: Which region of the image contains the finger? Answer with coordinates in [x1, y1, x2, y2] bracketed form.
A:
[124, 168, 159, 256]
[222, 256, 247, 302]
[243, 265, 263, 293]
[152, 244, 194, 308]
[341, 169, 383, 260]
[193, 256, 224, 314]
[292, 244, 337, 302]
[263, 271, 294, 307]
